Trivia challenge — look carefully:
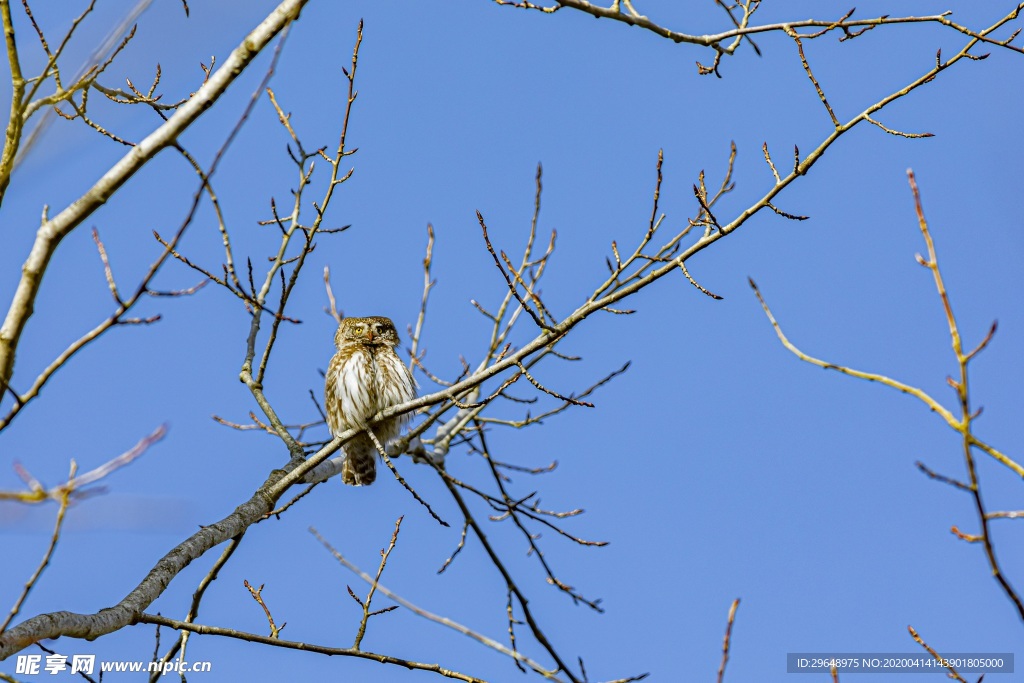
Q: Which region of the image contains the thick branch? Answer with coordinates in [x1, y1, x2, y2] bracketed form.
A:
[0, 467, 287, 657]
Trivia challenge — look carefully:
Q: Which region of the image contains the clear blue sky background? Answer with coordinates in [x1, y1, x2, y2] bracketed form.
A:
[2, 1, 1022, 681]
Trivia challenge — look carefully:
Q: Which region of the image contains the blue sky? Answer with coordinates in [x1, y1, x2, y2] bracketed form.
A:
[1, 1, 1022, 681]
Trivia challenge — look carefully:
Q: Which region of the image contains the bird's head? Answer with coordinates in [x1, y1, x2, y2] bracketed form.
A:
[335, 316, 400, 348]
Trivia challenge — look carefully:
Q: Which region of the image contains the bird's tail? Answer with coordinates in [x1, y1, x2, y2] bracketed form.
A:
[342, 434, 377, 486]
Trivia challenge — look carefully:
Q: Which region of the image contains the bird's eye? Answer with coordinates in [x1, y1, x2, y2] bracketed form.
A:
[374, 324, 385, 335]
[353, 325, 364, 334]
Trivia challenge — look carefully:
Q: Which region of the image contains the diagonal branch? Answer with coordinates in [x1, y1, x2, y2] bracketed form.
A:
[0, 0, 309, 393]
[311, 527, 555, 679]
[748, 277, 1022, 478]
[138, 612, 484, 683]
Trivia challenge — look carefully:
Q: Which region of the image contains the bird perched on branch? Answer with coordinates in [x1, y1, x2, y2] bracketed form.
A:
[325, 316, 416, 485]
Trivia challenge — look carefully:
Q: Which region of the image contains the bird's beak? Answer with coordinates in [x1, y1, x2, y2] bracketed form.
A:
[366, 329, 375, 342]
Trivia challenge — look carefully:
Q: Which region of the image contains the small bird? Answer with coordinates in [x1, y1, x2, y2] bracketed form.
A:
[325, 316, 416, 486]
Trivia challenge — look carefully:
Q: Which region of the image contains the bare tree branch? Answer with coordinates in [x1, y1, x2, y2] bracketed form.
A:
[0, 0, 309, 393]
[138, 613, 485, 683]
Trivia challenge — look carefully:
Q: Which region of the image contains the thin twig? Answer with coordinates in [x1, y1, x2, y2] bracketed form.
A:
[908, 626, 967, 683]
[138, 612, 484, 683]
[1, 462, 76, 634]
[367, 429, 449, 527]
[244, 580, 285, 638]
[310, 527, 555, 678]
[352, 516, 403, 650]
[716, 599, 740, 683]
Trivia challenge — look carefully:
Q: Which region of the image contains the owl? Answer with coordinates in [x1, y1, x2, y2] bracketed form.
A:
[325, 316, 417, 486]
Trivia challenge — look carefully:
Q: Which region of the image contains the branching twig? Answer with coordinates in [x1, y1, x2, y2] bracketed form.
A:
[749, 171, 1024, 622]
[310, 527, 555, 679]
[138, 612, 484, 683]
[0, 0, 310, 394]
[502, 2, 1024, 75]
[906, 170, 1023, 621]
[1, 461, 76, 634]
[748, 278, 1022, 479]
[352, 517, 403, 650]
[244, 580, 285, 638]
